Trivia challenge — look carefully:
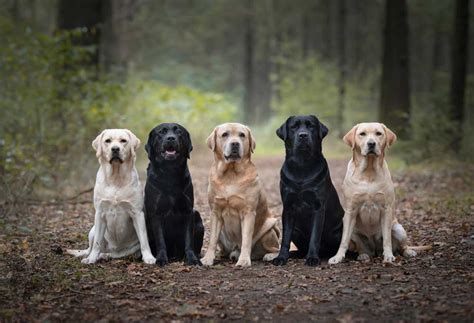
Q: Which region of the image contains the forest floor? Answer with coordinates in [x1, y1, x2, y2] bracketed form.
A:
[1, 156, 473, 322]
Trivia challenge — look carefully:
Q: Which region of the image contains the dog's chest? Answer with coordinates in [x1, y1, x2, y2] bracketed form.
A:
[354, 192, 385, 235]
[213, 185, 247, 212]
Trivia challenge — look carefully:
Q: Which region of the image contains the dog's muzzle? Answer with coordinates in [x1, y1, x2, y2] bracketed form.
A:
[162, 140, 179, 160]
[295, 132, 312, 151]
[225, 142, 241, 162]
[109, 147, 123, 163]
[366, 141, 377, 155]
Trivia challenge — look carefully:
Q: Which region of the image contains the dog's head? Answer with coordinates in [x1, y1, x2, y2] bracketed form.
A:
[145, 123, 192, 164]
[343, 122, 396, 157]
[92, 129, 140, 164]
[207, 123, 255, 163]
[276, 115, 328, 156]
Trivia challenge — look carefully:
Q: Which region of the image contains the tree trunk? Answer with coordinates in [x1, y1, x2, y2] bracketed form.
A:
[379, 0, 411, 139]
[336, 0, 346, 137]
[57, 0, 103, 68]
[243, 0, 255, 125]
[449, 0, 470, 153]
[100, 0, 137, 79]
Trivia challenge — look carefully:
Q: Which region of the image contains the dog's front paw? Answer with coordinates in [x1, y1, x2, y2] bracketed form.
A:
[81, 256, 97, 264]
[357, 253, 370, 262]
[383, 254, 396, 263]
[305, 256, 321, 267]
[156, 256, 168, 267]
[328, 254, 344, 265]
[271, 256, 288, 266]
[200, 255, 214, 266]
[263, 253, 278, 262]
[229, 250, 240, 261]
[155, 250, 168, 267]
[185, 252, 202, 266]
[236, 257, 251, 267]
[142, 255, 156, 265]
[403, 248, 417, 258]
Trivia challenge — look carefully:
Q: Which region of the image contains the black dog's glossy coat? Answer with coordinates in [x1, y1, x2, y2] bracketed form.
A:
[144, 123, 204, 266]
[272, 115, 344, 266]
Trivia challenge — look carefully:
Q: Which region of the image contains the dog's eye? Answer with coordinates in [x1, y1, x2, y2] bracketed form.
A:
[291, 124, 299, 129]
[105, 139, 111, 143]
[222, 132, 229, 138]
[359, 132, 366, 136]
[175, 129, 182, 135]
[160, 129, 167, 135]
[239, 132, 245, 138]
[120, 139, 127, 143]
[376, 131, 382, 136]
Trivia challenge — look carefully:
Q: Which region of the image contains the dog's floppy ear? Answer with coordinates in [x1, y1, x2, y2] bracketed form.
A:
[125, 129, 140, 160]
[319, 120, 329, 139]
[276, 116, 293, 141]
[382, 124, 397, 148]
[206, 126, 218, 151]
[182, 126, 193, 159]
[144, 129, 154, 157]
[92, 130, 105, 159]
[245, 126, 256, 154]
[343, 124, 359, 149]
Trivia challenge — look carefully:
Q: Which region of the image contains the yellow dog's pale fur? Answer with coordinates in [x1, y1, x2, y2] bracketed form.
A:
[201, 123, 280, 267]
[329, 123, 416, 264]
[67, 129, 156, 265]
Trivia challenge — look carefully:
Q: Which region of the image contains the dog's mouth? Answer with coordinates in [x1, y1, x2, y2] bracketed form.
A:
[224, 152, 241, 162]
[109, 156, 123, 164]
[295, 141, 312, 151]
[162, 144, 179, 160]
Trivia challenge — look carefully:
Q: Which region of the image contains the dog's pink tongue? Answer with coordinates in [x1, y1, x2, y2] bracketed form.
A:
[166, 150, 176, 155]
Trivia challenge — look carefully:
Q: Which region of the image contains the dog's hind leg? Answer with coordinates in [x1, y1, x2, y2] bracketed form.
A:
[351, 232, 373, 262]
[392, 223, 416, 258]
[106, 243, 141, 259]
[194, 210, 205, 257]
[66, 225, 95, 258]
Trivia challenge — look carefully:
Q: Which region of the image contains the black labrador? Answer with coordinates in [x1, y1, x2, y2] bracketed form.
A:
[272, 115, 344, 266]
[144, 123, 204, 266]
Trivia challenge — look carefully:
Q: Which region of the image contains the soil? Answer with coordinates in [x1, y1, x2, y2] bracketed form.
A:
[1, 156, 473, 322]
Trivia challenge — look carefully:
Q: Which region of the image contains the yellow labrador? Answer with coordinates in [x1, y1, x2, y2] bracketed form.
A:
[67, 129, 156, 265]
[329, 123, 416, 264]
[201, 123, 280, 267]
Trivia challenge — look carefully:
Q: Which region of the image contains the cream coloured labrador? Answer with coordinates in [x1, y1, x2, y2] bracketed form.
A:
[329, 123, 416, 264]
[200, 123, 280, 267]
[67, 129, 156, 264]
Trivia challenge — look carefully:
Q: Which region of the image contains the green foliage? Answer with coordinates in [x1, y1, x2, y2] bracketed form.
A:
[0, 16, 236, 201]
[272, 57, 379, 132]
[114, 80, 236, 145]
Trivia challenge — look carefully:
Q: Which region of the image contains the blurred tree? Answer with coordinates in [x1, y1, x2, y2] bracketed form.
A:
[449, 0, 470, 153]
[100, 0, 138, 79]
[336, 0, 346, 137]
[243, 0, 255, 124]
[57, 0, 103, 69]
[379, 0, 411, 139]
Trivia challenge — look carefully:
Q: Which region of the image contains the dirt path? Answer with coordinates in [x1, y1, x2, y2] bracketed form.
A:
[1, 157, 473, 322]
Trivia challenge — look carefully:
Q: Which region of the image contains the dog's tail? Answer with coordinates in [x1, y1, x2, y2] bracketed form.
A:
[66, 249, 90, 257]
[407, 245, 432, 251]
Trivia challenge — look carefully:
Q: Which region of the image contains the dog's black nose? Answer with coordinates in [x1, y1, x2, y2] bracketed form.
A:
[166, 136, 176, 141]
[111, 146, 120, 153]
[368, 141, 376, 149]
[298, 132, 308, 139]
[231, 142, 240, 149]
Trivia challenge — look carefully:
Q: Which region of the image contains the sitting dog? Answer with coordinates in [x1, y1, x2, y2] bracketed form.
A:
[200, 123, 280, 267]
[329, 123, 416, 264]
[272, 115, 344, 266]
[67, 129, 156, 264]
[144, 123, 204, 266]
